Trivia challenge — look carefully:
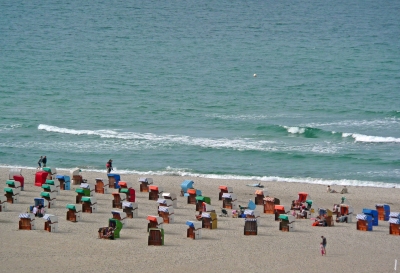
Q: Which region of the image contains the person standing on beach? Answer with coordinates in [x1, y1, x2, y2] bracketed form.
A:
[42, 156, 47, 167]
[106, 159, 113, 173]
[37, 156, 43, 169]
[321, 236, 327, 255]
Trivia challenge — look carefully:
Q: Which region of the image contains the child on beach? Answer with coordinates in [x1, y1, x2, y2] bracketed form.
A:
[320, 243, 325, 256]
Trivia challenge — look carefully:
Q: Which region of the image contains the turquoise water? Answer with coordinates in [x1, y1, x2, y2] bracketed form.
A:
[1, 1, 399, 187]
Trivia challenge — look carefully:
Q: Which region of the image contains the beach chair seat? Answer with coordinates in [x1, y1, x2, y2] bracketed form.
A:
[43, 214, 58, 232]
[244, 218, 258, 235]
[139, 177, 153, 192]
[122, 201, 138, 218]
[186, 221, 202, 239]
[4, 187, 19, 204]
[148, 228, 164, 246]
[40, 191, 56, 208]
[66, 204, 82, 222]
[19, 213, 36, 230]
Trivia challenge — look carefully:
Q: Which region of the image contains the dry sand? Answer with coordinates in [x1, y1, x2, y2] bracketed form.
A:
[1, 168, 399, 273]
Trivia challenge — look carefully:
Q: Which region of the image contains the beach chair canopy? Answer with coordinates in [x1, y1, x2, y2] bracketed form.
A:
[122, 201, 134, 208]
[147, 215, 163, 224]
[149, 185, 161, 191]
[389, 218, 400, 224]
[81, 196, 95, 203]
[138, 177, 153, 184]
[245, 218, 257, 222]
[255, 189, 268, 196]
[107, 173, 120, 178]
[181, 180, 194, 192]
[362, 209, 378, 217]
[244, 209, 255, 216]
[201, 212, 211, 218]
[275, 205, 285, 211]
[66, 204, 77, 210]
[43, 167, 56, 174]
[157, 198, 173, 206]
[43, 214, 57, 222]
[389, 212, 400, 219]
[222, 193, 237, 200]
[162, 192, 176, 199]
[70, 168, 81, 176]
[356, 214, 371, 221]
[9, 168, 22, 179]
[41, 184, 52, 190]
[263, 197, 275, 202]
[158, 206, 173, 213]
[80, 183, 91, 189]
[4, 188, 15, 194]
[376, 204, 390, 210]
[46, 180, 56, 185]
[76, 188, 85, 194]
[112, 192, 121, 197]
[247, 200, 256, 210]
[186, 221, 202, 229]
[6, 180, 16, 186]
[19, 213, 34, 219]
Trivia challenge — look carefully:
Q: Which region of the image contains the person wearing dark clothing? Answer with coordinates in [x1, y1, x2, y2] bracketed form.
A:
[37, 156, 43, 169]
[42, 156, 47, 167]
[321, 236, 327, 254]
[106, 159, 113, 174]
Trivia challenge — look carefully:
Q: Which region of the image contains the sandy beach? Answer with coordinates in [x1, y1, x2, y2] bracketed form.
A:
[1, 167, 399, 273]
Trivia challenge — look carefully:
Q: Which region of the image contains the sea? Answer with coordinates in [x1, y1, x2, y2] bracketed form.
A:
[1, 0, 399, 188]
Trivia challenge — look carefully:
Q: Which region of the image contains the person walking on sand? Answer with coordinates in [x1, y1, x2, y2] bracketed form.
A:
[321, 236, 327, 255]
[42, 156, 47, 167]
[320, 242, 325, 256]
[106, 159, 113, 174]
[37, 156, 43, 169]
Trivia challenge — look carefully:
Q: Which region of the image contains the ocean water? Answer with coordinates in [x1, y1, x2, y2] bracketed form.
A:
[1, 0, 399, 187]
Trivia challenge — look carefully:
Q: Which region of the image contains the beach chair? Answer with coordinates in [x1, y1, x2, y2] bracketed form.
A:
[80, 182, 94, 196]
[40, 192, 56, 208]
[4, 187, 19, 204]
[70, 168, 83, 185]
[82, 196, 97, 213]
[218, 185, 233, 201]
[43, 214, 58, 232]
[274, 205, 286, 221]
[278, 214, 295, 232]
[112, 193, 126, 209]
[0, 196, 7, 212]
[66, 204, 82, 222]
[42, 180, 58, 195]
[56, 175, 71, 190]
[195, 196, 211, 212]
[254, 189, 269, 205]
[75, 187, 90, 204]
[375, 204, 390, 221]
[339, 204, 353, 223]
[389, 212, 400, 235]
[149, 185, 163, 200]
[202, 202, 214, 213]
[244, 209, 261, 226]
[42, 167, 57, 180]
[263, 197, 280, 214]
[201, 212, 217, 229]
[162, 192, 177, 208]
[111, 210, 128, 226]
[362, 209, 379, 226]
[356, 214, 373, 231]
[181, 180, 195, 196]
[12, 175, 25, 191]
[147, 215, 164, 231]
[157, 198, 173, 208]
[148, 228, 164, 246]
[222, 193, 238, 210]
[244, 218, 258, 235]
[9, 168, 22, 180]
[46, 179, 60, 195]
[104, 218, 122, 239]
[6, 180, 21, 194]
[107, 173, 121, 189]
[158, 206, 174, 224]
[297, 192, 309, 203]
[95, 178, 108, 194]
[35, 171, 48, 187]
[138, 177, 153, 192]
[186, 221, 202, 239]
[122, 201, 138, 218]
[19, 213, 36, 230]
[186, 189, 202, 204]
[31, 198, 49, 214]
[118, 183, 135, 202]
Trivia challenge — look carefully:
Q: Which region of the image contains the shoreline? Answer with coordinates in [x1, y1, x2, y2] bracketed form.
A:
[1, 165, 398, 189]
[1, 167, 399, 272]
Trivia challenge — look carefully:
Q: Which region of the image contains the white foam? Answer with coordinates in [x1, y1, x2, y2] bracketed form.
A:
[0, 124, 22, 132]
[2, 164, 397, 189]
[284, 126, 306, 134]
[307, 118, 400, 128]
[343, 133, 400, 143]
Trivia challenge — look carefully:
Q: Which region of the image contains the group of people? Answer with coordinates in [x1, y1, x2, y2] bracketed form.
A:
[37, 156, 47, 169]
[98, 226, 115, 239]
[32, 204, 45, 217]
[327, 185, 348, 194]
